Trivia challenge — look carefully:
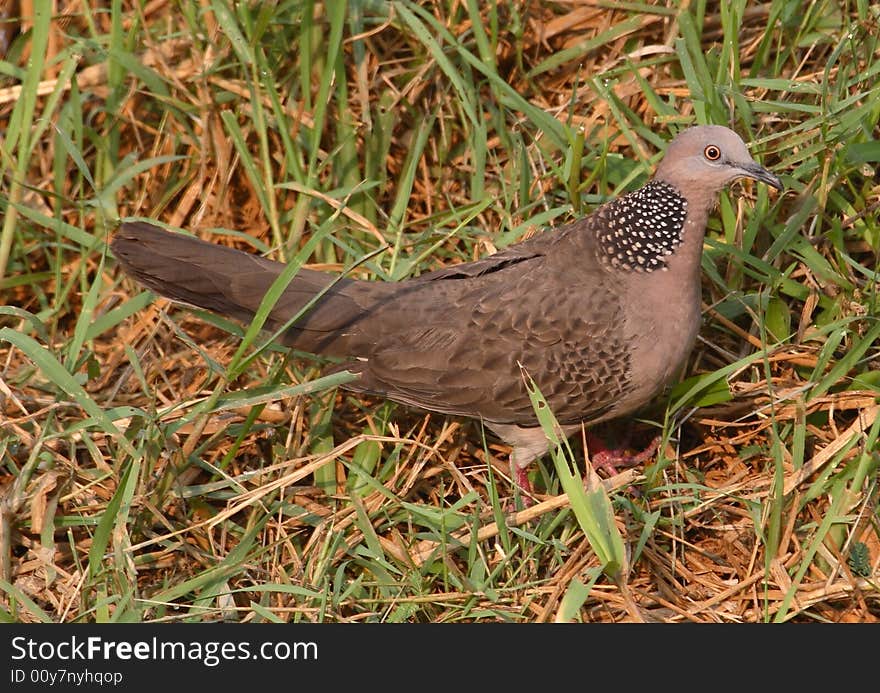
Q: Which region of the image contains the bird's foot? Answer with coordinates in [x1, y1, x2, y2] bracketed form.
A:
[588, 434, 660, 477]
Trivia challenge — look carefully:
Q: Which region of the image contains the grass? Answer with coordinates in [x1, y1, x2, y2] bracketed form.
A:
[0, 0, 878, 623]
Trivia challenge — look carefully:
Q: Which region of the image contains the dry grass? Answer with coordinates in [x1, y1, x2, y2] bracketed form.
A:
[1, 1, 878, 623]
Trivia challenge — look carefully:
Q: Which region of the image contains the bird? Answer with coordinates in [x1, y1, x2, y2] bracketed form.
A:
[111, 125, 782, 498]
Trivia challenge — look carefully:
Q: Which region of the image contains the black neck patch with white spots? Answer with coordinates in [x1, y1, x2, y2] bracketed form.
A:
[595, 181, 687, 272]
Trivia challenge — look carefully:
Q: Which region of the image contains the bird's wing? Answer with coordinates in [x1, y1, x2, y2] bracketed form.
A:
[338, 220, 634, 426]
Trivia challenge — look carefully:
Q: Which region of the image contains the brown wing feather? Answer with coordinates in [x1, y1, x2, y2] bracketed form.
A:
[335, 219, 633, 426]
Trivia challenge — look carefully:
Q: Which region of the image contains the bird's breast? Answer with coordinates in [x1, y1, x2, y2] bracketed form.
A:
[614, 259, 703, 412]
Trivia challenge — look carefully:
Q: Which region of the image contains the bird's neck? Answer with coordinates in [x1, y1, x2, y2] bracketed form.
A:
[667, 201, 712, 283]
[594, 180, 688, 273]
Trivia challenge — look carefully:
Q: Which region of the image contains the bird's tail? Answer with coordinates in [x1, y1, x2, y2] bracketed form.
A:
[110, 221, 380, 355]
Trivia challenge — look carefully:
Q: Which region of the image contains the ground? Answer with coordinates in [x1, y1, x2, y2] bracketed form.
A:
[0, 1, 878, 623]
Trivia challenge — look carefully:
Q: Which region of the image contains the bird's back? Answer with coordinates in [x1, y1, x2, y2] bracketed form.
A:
[323, 216, 636, 426]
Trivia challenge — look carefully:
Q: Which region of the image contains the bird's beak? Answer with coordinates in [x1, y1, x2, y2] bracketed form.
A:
[736, 161, 783, 191]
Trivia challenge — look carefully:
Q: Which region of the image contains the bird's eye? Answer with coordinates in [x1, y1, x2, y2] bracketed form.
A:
[704, 145, 721, 161]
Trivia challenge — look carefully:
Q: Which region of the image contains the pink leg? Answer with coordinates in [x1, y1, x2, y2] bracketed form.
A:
[587, 433, 661, 477]
[514, 465, 533, 497]
[508, 462, 536, 509]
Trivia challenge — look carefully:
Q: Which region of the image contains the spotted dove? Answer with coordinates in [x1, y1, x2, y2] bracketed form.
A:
[111, 125, 782, 495]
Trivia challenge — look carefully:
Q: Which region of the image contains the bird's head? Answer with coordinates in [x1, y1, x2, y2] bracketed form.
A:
[654, 125, 782, 195]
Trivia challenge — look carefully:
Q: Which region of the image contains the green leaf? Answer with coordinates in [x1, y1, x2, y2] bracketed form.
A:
[843, 140, 880, 163]
[88, 460, 138, 580]
[521, 367, 626, 579]
[670, 372, 733, 407]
